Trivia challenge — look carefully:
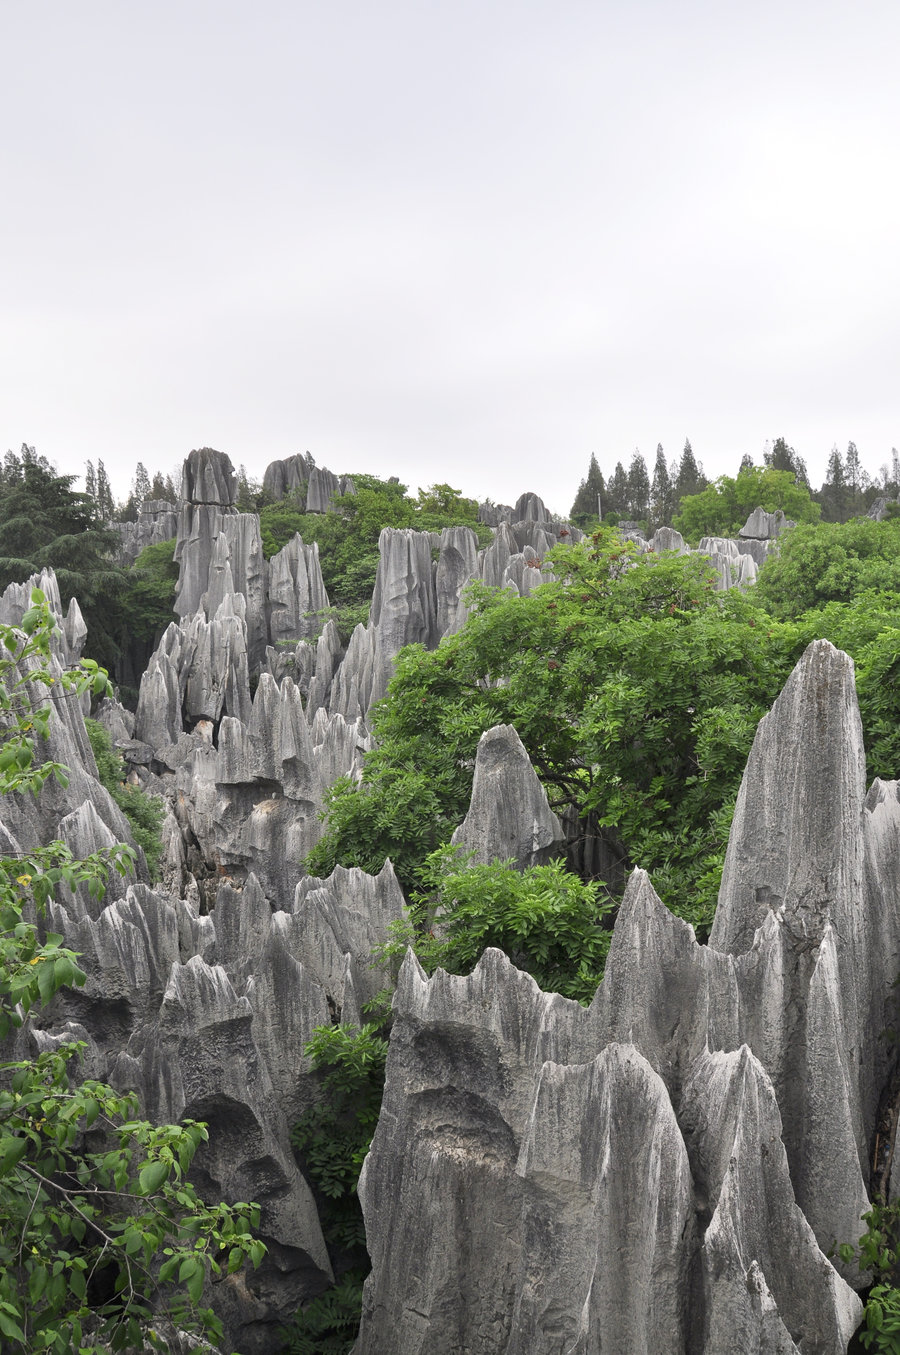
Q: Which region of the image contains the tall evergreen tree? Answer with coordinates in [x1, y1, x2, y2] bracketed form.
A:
[570, 454, 606, 525]
[606, 461, 629, 517]
[626, 451, 651, 522]
[150, 470, 177, 502]
[649, 444, 674, 531]
[133, 461, 151, 503]
[673, 439, 705, 509]
[738, 453, 754, 473]
[0, 447, 125, 665]
[845, 440, 865, 515]
[84, 459, 97, 502]
[95, 460, 115, 520]
[765, 436, 809, 486]
[819, 445, 848, 523]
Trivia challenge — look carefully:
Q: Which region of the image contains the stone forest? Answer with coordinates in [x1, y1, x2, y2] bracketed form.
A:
[3, 440, 900, 1354]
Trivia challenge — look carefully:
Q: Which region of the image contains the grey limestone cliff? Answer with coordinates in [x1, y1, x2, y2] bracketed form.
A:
[352, 639, 896, 1353]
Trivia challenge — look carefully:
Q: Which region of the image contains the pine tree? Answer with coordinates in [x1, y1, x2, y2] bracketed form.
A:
[649, 444, 673, 531]
[133, 461, 151, 504]
[626, 451, 651, 522]
[606, 461, 629, 517]
[84, 460, 97, 502]
[674, 440, 706, 509]
[844, 441, 867, 517]
[765, 437, 809, 486]
[819, 445, 848, 523]
[95, 460, 115, 520]
[570, 454, 606, 525]
[150, 470, 177, 502]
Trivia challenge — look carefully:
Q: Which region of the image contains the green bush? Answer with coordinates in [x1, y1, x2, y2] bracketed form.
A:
[282, 1022, 387, 1354]
[85, 719, 164, 879]
[393, 848, 614, 1004]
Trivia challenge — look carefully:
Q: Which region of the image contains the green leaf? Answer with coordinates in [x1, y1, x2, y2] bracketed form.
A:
[0, 1309, 26, 1342]
[0, 1135, 28, 1176]
[138, 1157, 170, 1195]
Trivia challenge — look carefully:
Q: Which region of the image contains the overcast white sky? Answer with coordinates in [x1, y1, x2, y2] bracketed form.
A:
[2, 1, 898, 515]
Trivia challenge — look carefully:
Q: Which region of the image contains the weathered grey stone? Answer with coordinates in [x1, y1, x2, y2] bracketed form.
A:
[367, 528, 439, 710]
[113, 499, 178, 566]
[514, 491, 549, 521]
[262, 453, 316, 501]
[180, 447, 237, 506]
[740, 506, 794, 539]
[289, 860, 407, 1014]
[306, 465, 342, 513]
[305, 619, 344, 716]
[267, 534, 329, 648]
[450, 724, 564, 868]
[134, 649, 183, 749]
[699, 535, 740, 557]
[509, 1044, 694, 1355]
[737, 536, 772, 568]
[0, 568, 87, 666]
[480, 522, 519, 589]
[683, 1046, 861, 1353]
[649, 525, 688, 553]
[435, 525, 479, 636]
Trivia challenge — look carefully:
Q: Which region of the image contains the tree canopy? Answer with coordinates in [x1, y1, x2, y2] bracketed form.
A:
[673, 466, 821, 541]
[0, 448, 126, 671]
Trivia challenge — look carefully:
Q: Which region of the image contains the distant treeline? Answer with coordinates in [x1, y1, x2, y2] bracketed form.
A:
[570, 437, 897, 532]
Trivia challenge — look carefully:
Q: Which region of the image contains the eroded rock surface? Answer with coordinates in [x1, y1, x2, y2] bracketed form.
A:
[354, 641, 895, 1353]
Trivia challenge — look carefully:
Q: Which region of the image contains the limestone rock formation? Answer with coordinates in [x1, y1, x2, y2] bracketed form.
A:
[113, 499, 179, 566]
[262, 452, 316, 501]
[353, 640, 894, 1352]
[450, 724, 565, 869]
[268, 534, 329, 647]
[740, 506, 793, 540]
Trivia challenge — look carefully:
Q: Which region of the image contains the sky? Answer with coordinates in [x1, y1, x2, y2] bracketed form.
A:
[2, 1, 899, 517]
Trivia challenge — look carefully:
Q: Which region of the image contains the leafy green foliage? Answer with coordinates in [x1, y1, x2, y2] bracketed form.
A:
[260, 476, 490, 609]
[290, 1022, 387, 1239]
[755, 518, 900, 620]
[673, 466, 820, 542]
[282, 1023, 387, 1354]
[84, 719, 165, 879]
[0, 446, 127, 671]
[0, 594, 265, 1353]
[382, 849, 614, 1004]
[310, 532, 799, 930]
[277, 1271, 366, 1355]
[838, 1198, 900, 1353]
[119, 539, 179, 646]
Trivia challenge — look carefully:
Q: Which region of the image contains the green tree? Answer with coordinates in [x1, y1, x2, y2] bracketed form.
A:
[605, 461, 629, 519]
[0, 593, 264, 1353]
[308, 532, 801, 931]
[755, 518, 900, 619]
[95, 461, 115, 521]
[673, 467, 820, 542]
[133, 462, 151, 505]
[649, 444, 674, 532]
[764, 436, 808, 486]
[819, 445, 849, 523]
[0, 447, 126, 670]
[673, 439, 706, 511]
[570, 455, 606, 527]
[626, 451, 650, 522]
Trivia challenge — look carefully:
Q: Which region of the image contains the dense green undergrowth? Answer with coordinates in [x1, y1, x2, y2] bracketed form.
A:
[85, 719, 165, 878]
